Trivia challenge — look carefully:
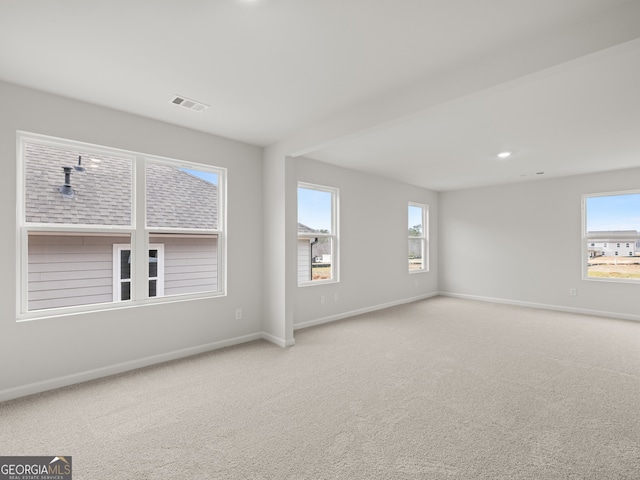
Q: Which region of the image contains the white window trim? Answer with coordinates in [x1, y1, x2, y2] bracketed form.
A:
[582, 189, 640, 284]
[113, 244, 165, 302]
[298, 182, 339, 286]
[408, 202, 429, 273]
[16, 131, 226, 321]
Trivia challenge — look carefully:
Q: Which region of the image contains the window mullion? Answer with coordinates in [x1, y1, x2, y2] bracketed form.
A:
[132, 156, 147, 301]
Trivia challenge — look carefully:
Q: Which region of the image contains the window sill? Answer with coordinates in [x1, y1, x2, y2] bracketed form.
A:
[17, 291, 226, 323]
[582, 276, 640, 285]
[298, 279, 339, 287]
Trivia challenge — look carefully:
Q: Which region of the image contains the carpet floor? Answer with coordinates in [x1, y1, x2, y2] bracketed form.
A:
[1, 296, 639, 479]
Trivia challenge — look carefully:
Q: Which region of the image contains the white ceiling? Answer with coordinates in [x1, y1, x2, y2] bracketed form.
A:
[1, 0, 639, 191]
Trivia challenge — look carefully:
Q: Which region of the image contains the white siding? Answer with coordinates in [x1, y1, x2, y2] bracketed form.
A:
[28, 235, 218, 310]
[28, 235, 129, 310]
[298, 239, 311, 283]
[161, 236, 218, 296]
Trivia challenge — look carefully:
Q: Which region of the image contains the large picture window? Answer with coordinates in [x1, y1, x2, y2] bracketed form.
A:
[583, 191, 640, 282]
[17, 132, 225, 319]
[297, 183, 339, 285]
[408, 203, 428, 272]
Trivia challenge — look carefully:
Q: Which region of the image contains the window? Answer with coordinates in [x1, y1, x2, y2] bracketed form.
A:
[113, 245, 164, 301]
[17, 132, 225, 319]
[408, 203, 428, 272]
[297, 183, 338, 285]
[583, 191, 640, 282]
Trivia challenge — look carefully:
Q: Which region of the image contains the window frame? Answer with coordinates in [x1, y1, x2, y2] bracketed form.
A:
[16, 131, 226, 321]
[297, 182, 339, 286]
[408, 202, 429, 273]
[582, 189, 640, 284]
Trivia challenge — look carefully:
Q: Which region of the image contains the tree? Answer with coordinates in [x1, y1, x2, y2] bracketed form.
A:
[408, 224, 422, 236]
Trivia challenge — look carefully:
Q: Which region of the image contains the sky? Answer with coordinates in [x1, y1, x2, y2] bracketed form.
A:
[298, 187, 332, 231]
[408, 205, 424, 230]
[586, 193, 640, 232]
[180, 168, 218, 185]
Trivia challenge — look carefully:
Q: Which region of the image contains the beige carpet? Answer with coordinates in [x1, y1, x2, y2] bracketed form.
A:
[1, 296, 639, 479]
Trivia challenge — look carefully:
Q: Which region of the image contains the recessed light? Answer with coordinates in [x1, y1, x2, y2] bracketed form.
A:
[497, 151, 512, 159]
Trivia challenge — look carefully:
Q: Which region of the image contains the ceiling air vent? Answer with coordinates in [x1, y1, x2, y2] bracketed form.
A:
[170, 95, 209, 112]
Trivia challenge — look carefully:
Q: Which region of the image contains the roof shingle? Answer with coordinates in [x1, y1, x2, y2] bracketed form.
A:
[25, 142, 218, 229]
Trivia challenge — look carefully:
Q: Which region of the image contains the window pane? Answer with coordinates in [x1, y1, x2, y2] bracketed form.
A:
[408, 203, 427, 272]
[298, 184, 337, 284]
[146, 163, 218, 230]
[24, 142, 132, 226]
[120, 250, 131, 280]
[298, 187, 332, 234]
[311, 238, 333, 281]
[149, 279, 157, 297]
[408, 205, 423, 236]
[149, 233, 218, 296]
[27, 233, 130, 311]
[585, 193, 640, 280]
[409, 238, 424, 271]
[121, 281, 131, 301]
[149, 250, 158, 278]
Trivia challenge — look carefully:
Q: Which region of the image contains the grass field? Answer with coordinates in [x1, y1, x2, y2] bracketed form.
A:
[587, 256, 640, 279]
[311, 266, 331, 280]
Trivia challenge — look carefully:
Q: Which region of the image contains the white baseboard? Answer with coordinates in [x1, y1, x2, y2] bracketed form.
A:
[261, 331, 295, 348]
[439, 291, 640, 323]
[293, 292, 440, 331]
[0, 332, 263, 403]
[11, 290, 628, 404]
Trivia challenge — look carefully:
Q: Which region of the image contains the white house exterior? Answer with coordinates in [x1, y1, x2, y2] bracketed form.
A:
[587, 231, 639, 258]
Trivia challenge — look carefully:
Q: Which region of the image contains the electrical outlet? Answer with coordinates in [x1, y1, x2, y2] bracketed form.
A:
[235, 309, 242, 320]
[320, 295, 325, 305]
[569, 289, 577, 296]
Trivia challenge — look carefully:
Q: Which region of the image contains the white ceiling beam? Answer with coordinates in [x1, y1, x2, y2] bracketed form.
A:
[278, 0, 640, 158]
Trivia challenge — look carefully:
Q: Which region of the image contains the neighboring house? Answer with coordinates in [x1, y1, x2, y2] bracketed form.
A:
[25, 142, 218, 310]
[587, 231, 639, 258]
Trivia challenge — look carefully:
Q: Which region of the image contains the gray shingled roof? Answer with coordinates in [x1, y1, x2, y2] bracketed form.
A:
[587, 230, 640, 239]
[298, 222, 319, 234]
[25, 142, 217, 229]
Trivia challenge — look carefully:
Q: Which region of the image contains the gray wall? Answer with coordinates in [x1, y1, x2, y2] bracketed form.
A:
[439, 167, 640, 320]
[9, 77, 637, 401]
[293, 157, 439, 328]
[1, 81, 263, 399]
